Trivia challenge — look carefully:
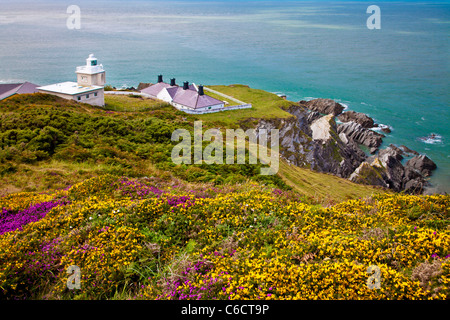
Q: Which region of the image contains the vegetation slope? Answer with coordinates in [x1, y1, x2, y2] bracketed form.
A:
[0, 89, 448, 300]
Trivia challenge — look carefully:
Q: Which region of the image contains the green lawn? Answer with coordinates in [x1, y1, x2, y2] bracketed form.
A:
[198, 84, 294, 126]
[104, 94, 170, 112]
[104, 85, 295, 126]
[202, 89, 240, 107]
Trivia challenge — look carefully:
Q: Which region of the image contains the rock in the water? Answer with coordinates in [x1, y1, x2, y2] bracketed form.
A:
[301, 98, 345, 116]
[400, 145, 419, 156]
[388, 144, 404, 158]
[406, 154, 437, 177]
[378, 146, 403, 161]
[350, 145, 429, 194]
[381, 126, 391, 134]
[404, 166, 422, 181]
[337, 122, 385, 151]
[338, 111, 374, 128]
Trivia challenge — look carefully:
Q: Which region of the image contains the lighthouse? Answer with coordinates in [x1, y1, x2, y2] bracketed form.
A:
[76, 54, 106, 87]
[37, 53, 105, 107]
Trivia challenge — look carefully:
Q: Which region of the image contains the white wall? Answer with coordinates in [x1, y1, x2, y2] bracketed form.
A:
[156, 88, 173, 103]
[76, 72, 105, 87]
[38, 88, 105, 107]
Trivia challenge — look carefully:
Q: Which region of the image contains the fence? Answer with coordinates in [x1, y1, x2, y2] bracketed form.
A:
[105, 91, 153, 98]
[178, 104, 252, 114]
[104, 91, 252, 114]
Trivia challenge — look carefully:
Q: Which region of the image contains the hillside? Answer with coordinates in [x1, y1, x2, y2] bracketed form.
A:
[0, 91, 382, 203]
[0, 91, 448, 300]
[1, 175, 448, 300]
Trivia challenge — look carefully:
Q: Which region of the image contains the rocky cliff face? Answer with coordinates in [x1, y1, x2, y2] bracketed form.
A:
[337, 122, 385, 154]
[253, 104, 366, 179]
[299, 98, 345, 116]
[250, 99, 437, 195]
[338, 110, 375, 128]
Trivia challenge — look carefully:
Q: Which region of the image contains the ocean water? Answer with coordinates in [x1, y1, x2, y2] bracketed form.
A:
[1, 0, 449, 193]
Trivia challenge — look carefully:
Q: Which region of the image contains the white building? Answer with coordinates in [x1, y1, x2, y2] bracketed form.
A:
[141, 75, 225, 113]
[37, 54, 105, 107]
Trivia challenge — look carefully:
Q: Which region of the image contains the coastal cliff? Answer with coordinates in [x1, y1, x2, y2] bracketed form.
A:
[252, 98, 437, 194]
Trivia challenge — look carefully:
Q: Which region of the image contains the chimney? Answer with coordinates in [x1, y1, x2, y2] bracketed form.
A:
[157, 75, 163, 83]
[170, 78, 176, 86]
[198, 85, 204, 96]
[183, 81, 189, 90]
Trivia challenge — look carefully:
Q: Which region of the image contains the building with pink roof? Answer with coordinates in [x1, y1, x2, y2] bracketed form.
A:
[141, 75, 225, 113]
[0, 82, 40, 101]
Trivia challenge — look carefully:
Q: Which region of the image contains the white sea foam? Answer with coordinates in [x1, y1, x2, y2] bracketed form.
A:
[419, 133, 443, 145]
[339, 103, 349, 111]
[303, 97, 318, 101]
[371, 123, 392, 133]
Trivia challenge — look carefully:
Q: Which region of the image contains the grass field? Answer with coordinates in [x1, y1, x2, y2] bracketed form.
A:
[105, 84, 295, 126]
[278, 160, 388, 205]
[198, 84, 294, 126]
[104, 94, 170, 112]
[201, 89, 240, 107]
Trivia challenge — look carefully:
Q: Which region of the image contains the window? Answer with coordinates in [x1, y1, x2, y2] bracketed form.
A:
[91, 60, 97, 66]
[86, 94, 90, 99]
[77, 96, 81, 101]
[94, 92, 97, 97]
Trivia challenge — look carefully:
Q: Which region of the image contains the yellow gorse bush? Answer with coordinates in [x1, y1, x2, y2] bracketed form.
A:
[0, 175, 448, 300]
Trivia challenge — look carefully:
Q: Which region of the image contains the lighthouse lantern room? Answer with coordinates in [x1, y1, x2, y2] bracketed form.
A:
[76, 53, 106, 87]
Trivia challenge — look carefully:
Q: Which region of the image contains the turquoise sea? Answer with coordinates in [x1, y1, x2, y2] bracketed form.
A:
[1, 0, 449, 193]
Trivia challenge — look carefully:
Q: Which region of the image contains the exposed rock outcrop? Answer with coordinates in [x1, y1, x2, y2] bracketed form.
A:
[338, 110, 375, 128]
[137, 83, 152, 91]
[349, 159, 388, 188]
[350, 146, 433, 194]
[299, 98, 345, 116]
[250, 98, 437, 194]
[310, 114, 335, 142]
[337, 121, 385, 154]
[380, 126, 392, 134]
[388, 144, 404, 159]
[406, 155, 437, 177]
[255, 105, 366, 178]
[400, 145, 420, 156]
[374, 147, 408, 192]
[306, 111, 322, 124]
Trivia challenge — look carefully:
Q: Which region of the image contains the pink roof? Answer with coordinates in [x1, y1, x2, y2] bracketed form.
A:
[166, 86, 179, 99]
[0, 82, 39, 100]
[141, 81, 223, 109]
[171, 87, 223, 109]
[140, 82, 172, 97]
[17, 82, 40, 94]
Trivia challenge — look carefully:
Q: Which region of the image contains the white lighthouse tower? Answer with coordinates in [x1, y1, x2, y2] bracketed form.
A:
[76, 54, 106, 87]
[37, 53, 106, 107]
